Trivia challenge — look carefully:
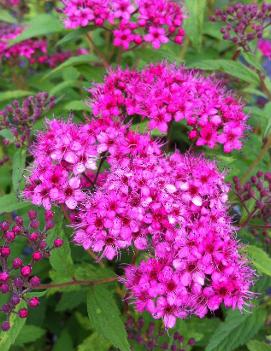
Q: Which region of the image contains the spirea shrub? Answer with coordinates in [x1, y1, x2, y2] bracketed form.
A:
[90, 63, 248, 152]
[2, 0, 271, 348]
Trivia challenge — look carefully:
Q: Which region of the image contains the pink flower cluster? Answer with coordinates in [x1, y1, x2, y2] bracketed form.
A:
[258, 39, 271, 59]
[0, 23, 47, 63]
[61, 0, 185, 49]
[24, 117, 158, 210]
[37, 48, 88, 68]
[24, 118, 253, 328]
[75, 148, 254, 327]
[90, 63, 248, 153]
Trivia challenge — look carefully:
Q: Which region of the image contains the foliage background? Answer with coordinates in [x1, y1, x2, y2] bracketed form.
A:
[0, 0, 271, 350]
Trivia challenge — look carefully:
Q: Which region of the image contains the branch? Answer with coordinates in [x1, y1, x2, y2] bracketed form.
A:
[86, 32, 110, 69]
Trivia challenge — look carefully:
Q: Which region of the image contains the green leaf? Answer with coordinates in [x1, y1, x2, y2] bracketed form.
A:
[78, 333, 110, 351]
[43, 54, 97, 79]
[0, 194, 30, 213]
[131, 121, 162, 136]
[14, 325, 45, 346]
[242, 52, 263, 72]
[12, 149, 26, 193]
[52, 329, 74, 351]
[87, 286, 130, 351]
[64, 100, 91, 112]
[188, 59, 259, 85]
[0, 129, 15, 142]
[0, 91, 33, 102]
[0, 302, 27, 351]
[184, 0, 207, 51]
[49, 80, 78, 96]
[57, 28, 89, 47]
[246, 245, 271, 277]
[56, 291, 86, 312]
[206, 308, 267, 351]
[0, 10, 17, 24]
[247, 340, 271, 351]
[75, 263, 115, 281]
[10, 14, 64, 44]
[49, 219, 74, 282]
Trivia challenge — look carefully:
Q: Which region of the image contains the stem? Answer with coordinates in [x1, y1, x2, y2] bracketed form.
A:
[92, 153, 108, 189]
[240, 134, 271, 184]
[86, 249, 105, 268]
[258, 70, 271, 101]
[86, 33, 110, 69]
[240, 208, 258, 228]
[34, 276, 118, 290]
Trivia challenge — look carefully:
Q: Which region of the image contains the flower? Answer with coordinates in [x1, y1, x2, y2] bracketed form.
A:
[259, 39, 271, 59]
[90, 63, 248, 152]
[61, 0, 185, 50]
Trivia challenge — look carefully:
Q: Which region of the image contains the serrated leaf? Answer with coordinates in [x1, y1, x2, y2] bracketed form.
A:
[78, 332, 110, 351]
[24, 290, 48, 299]
[0, 91, 33, 102]
[247, 340, 271, 351]
[75, 263, 115, 281]
[56, 291, 86, 312]
[49, 219, 74, 281]
[12, 149, 26, 193]
[87, 286, 130, 351]
[64, 100, 91, 112]
[14, 325, 45, 346]
[246, 245, 271, 277]
[184, 0, 207, 51]
[0, 129, 15, 142]
[0, 10, 17, 24]
[206, 308, 267, 351]
[52, 329, 74, 351]
[49, 80, 78, 96]
[43, 54, 97, 80]
[10, 14, 64, 44]
[188, 59, 259, 84]
[0, 194, 30, 213]
[57, 28, 89, 47]
[0, 301, 27, 351]
[242, 52, 263, 72]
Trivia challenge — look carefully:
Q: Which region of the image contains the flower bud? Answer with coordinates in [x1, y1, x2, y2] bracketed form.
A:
[29, 276, 40, 287]
[0, 272, 9, 282]
[28, 210, 37, 220]
[21, 265, 32, 277]
[13, 257, 23, 269]
[1, 321, 10, 331]
[54, 238, 64, 248]
[28, 297, 39, 308]
[32, 252, 43, 261]
[0, 284, 9, 294]
[18, 308, 28, 318]
[29, 232, 39, 241]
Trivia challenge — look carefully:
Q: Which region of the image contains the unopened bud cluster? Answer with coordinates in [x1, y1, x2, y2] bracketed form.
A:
[210, 3, 271, 50]
[0, 210, 63, 331]
[126, 316, 196, 351]
[234, 172, 271, 244]
[0, 93, 55, 148]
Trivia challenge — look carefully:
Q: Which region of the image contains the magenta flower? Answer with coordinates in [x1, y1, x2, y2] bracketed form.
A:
[61, 0, 184, 50]
[90, 63, 248, 152]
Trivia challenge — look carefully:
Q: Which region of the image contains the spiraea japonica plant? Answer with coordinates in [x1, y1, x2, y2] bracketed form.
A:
[0, 1, 271, 351]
